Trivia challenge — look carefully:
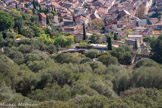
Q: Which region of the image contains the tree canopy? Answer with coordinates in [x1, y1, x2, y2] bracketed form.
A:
[151, 35, 162, 63]
[0, 11, 14, 31]
[0, 8, 162, 108]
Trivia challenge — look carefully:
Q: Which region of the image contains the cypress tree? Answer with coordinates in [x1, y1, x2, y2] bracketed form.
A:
[46, 8, 49, 13]
[134, 39, 138, 49]
[33, 0, 36, 9]
[83, 23, 86, 40]
[16, 3, 18, 9]
[46, 15, 50, 25]
[73, 14, 76, 25]
[111, 31, 114, 35]
[102, 26, 105, 33]
[39, 4, 41, 11]
[32, 8, 35, 14]
[114, 32, 118, 40]
[18, 26, 21, 34]
[107, 36, 112, 50]
[54, 6, 56, 12]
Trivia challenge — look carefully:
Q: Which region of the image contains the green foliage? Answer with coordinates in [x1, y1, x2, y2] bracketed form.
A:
[90, 79, 118, 98]
[19, 44, 32, 53]
[79, 41, 88, 47]
[46, 44, 57, 54]
[131, 66, 162, 89]
[31, 15, 39, 23]
[33, 26, 45, 37]
[8, 50, 24, 64]
[24, 50, 51, 63]
[83, 23, 86, 40]
[113, 72, 131, 94]
[46, 15, 50, 24]
[143, 36, 156, 44]
[28, 84, 72, 101]
[134, 58, 158, 68]
[134, 39, 138, 49]
[0, 83, 34, 104]
[98, 54, 118, 67]
[114, 32, 118, 40]
[37, 34, 54, 45]
[32, 0, 36, 9]
[89, 33, 101, 43]
[39, 65, 74, 86]
[0, 55, 19, 87]
[87, 61, 107, 74]
[27, 60, 46, 72]
[15, 65, 37, 96]
[111, 45, 133, 65]
[107, 36, 112, 50]
[0, 11, 14, 31]
[1, 31, 16, 47]
[54, 35, 74, 47]
[0, 9, 162, 108]
[151, 35, 162, 63]
[54, 53, 82, 64]
[21, 26, 35, 38]
[84, 49, 99, 59]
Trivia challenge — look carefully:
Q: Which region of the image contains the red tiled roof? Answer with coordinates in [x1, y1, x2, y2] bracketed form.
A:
[51, 2, 61, 7]
[40, 13, 46, 18]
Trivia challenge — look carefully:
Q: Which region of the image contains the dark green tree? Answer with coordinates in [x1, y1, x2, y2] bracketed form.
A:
[83, 23, 86, 40]
[17, 26, 21, 34]
[134, 39, 138, 49]
[151, 35, 162, 63]
[32, 9, 35, 14]
[54, 6, 56, 12]
[39, 4, 42, 11]
[111, 45, 133, 65]
[46, 15, 50, 25]
[134, 58, 158, 68]
[84, 49, 99, 59]
[143, 36, 156, 44]
[107, 36, 112, 50]
[98, 54, 118, 67]
[89, 33, 101, 43]
[114, 32, 118, 40]
[0, 11, 14, 31]
[46, 8, 49, 14]
[33, 0, 36, 9]
[16, 3, 18, 9]
[47, 44, 57, 54]
[73, 14, 76, 24]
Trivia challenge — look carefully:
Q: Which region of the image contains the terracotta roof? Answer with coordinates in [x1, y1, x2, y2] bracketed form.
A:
[40, 13, 46, 18]
[51, 2, 61, 7]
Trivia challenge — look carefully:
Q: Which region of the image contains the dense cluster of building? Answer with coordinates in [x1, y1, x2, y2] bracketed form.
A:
[0, 0, 162, 50]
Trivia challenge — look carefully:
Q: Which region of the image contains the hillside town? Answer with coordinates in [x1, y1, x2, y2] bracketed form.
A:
[0, 0, 162, 53]
[1, 0, 162, 107]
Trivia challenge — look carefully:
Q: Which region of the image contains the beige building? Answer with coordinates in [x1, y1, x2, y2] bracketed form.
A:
[128, 35, 143, 43]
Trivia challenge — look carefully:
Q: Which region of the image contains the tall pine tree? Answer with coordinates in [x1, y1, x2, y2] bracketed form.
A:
[39, 4, 41, 11]
[107, 36, 112, 50]
[73, 14, 76, 25]
[17, 26, 21, 34]
[134, 39, 138, 49]
[16, 3, 18, 9]
[33, 0, 36, 9]
[54, 6, 56, 12]
[114, 32, 118, 40]
[83, 23, 86, 40]
[46, 15, 50, 25]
